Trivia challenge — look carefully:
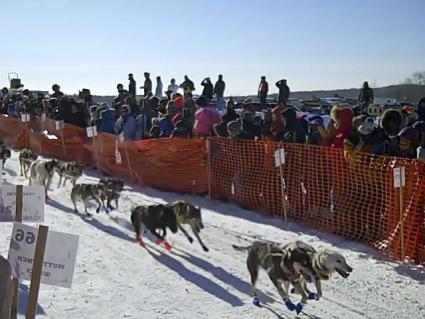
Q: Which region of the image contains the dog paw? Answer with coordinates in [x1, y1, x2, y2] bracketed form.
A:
[202, 246, 209, 252]
[164, 242, 172, 250]
[188, 236, 194, 243]
[252, 297, 261, 307]
[96, 208, 100, 214]
[290, 288, 295, 294]
[107, 205, 114, 210]
[138, 240, 146, 247]
[284, 300, 296, 311]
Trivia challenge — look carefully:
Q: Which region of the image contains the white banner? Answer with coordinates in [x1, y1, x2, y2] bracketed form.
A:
[0, 186, 45, 222]
[8, 222, 79, 288]
[274, 148, 285, 167]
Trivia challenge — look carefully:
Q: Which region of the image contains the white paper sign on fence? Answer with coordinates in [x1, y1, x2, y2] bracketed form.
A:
[21, 113, 30, 123]
[55, 120, 65, 130]
[86, 126, 98, 137]
[8, 222, 79, 288]
[0, 186, 45, 222]
[393, 167, 406, 188]
[274, 148, 285, 167]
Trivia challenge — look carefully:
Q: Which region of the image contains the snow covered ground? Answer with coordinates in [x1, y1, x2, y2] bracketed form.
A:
[0, 150, 424, 319]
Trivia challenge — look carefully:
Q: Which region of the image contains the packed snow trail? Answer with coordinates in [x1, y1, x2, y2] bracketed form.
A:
[0, 151, 424, 319]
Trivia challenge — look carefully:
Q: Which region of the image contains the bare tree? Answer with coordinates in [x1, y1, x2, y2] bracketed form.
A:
[404, 71, 425, 85]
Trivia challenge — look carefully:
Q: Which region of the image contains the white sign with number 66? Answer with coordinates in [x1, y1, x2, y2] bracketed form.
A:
[8, 222, 79, 288]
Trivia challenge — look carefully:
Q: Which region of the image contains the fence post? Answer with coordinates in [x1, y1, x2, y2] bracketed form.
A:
[26, 225, 49, 319]
[206, 139, 212, 199]
[277, 143, 288, 223]
[10, 186, 23, 319]
[399, 171, 405, 262]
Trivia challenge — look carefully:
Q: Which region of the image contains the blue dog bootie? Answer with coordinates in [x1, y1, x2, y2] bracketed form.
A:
[252, 296, 261, 307]
[284, 299, 296, 311]
[295, 302, 304, 315]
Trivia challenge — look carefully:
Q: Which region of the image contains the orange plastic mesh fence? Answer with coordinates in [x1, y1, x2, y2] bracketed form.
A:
[0, 115, 424, 264]
[208, 137, 425, 264]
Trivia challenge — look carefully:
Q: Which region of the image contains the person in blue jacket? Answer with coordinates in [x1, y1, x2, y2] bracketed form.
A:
[114, 104, 136, 140]
[97, 108, 115, 134]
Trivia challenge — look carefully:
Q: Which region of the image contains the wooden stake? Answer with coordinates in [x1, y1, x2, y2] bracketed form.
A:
[10, 186, 23, 319]
[399, 173, 405, 262]
[26, 225, 49, 319]
[123, 141, 134, 181]
[92, 135, 100, 171]
[279, 162, 288, 223]
[60, 129, 66, 159]
[207, 139, 212, 199]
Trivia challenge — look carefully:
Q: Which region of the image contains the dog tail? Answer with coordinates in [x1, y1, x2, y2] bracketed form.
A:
[232, 244, 250, 252]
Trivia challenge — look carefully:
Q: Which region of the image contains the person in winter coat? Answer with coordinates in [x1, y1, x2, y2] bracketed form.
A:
[227, 118, 251, 139]
[275, 79, 290, 105]
[358, 81, 374, 112]
[258, 76, 268, 108]
[115, 83, 129, 104]
[180, 75, 195, 97]
[214, 74, 226, 111]
[158, 101, 179, 137]
[417, 97, 425, 121]
[201, 77, 214, 100]
[67, 103, 87, 128]
[141, 72, 152, 97]
[276, 107, 307, 143]
[114, 104, 136, 140]
[128, 73, 136, 97]
[193, 96, 222, 137]
[97, 109, 115, 134]
[168, 78, 179, 94]
[318, 105, 354, 149]
[155, 76, 163, 98]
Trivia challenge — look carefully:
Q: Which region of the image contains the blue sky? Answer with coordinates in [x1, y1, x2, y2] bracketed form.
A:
[1, 0, 423, 96]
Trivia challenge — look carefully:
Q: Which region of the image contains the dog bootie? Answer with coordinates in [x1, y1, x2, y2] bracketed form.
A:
[188, 236, 194, 243]
[202, 246, 209, 252]
[252, 296, 261, 307]
[308, 292, 319, 300]
[284, 300, 296, 311]
[138, 239, 146, 247]
[295, 303, 304, 315]
[290, 288, 296, 294]
[164, 242, 172, 250]
[96, 207, 101, 213]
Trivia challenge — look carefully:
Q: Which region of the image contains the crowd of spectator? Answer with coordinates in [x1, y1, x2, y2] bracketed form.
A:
[0, 74, 424, 161]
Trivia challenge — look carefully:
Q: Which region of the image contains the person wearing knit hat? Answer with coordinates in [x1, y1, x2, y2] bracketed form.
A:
[174, 96, 185, 108]
[193, 95, 222, 137]
[227, 119, 243, 139]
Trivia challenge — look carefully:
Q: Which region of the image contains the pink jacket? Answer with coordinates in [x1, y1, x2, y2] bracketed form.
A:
[194, 107, 222, 137]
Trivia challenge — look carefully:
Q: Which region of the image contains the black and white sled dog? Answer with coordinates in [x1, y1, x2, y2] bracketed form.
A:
[58, 161, 84, 187]
[29, 159, 60, 199]
[98, 178, 124, 210]
[232, 241, 316, 314]
[282, 241, 353, 300]
[130, 204, 178, 249]
[71, 183, 109, 216]
[168, 201, 208, 252]
[19, 149, 38, 178]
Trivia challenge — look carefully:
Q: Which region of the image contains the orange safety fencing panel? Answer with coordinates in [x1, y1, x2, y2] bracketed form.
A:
[132, 138, 208, 194]
[0, 115, 28, 148]
[208, 137, 425, 264]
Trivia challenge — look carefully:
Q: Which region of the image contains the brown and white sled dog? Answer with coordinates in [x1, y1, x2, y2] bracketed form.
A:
[71, 183, 108, 216]
[58, 161, 84, 187]
[232, 241, 316, 314]
[19, 149, 38, 178]
[29, 159, 60, 199]
[168, 201, 208, 252]
[98, 178, 124, 210]
[282, 241, 353, 300]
